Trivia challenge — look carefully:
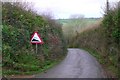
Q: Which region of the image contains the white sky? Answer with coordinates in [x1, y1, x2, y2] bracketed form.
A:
[24, 0, 119, 19]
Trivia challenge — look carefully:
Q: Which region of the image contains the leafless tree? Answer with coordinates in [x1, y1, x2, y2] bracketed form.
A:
[2, 0, 35, 13]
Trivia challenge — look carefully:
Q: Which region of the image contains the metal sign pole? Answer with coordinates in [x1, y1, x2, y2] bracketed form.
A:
[31, 32, 43, 54]
[36, 43, 37, 54]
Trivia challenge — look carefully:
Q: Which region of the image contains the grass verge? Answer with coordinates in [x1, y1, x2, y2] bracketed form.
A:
[3, 55, 65, 77]
[81, 47, 118, 78]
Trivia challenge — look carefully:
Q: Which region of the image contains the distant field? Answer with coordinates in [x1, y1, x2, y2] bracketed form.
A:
[57, 18, 101, 40]
[58, 18, 100, 26]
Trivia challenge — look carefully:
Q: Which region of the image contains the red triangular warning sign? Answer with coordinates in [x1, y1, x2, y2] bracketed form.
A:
[30, 32, 43, 44]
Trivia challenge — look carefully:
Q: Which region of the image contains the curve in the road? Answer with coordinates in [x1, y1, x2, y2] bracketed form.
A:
[35, 48, 106, 78]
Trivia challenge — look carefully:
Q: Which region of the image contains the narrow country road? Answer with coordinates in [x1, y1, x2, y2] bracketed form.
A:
[35, 48, 106, 78]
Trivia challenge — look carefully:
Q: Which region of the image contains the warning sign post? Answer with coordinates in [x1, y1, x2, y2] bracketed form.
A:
[30, 32, 43, 54]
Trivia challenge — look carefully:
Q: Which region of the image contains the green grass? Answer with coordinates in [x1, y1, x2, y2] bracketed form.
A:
[3, 59, 62, 76]
[58, 18, 100, 26]
[82, 48, 118, 77]
[3, 54, 66, 76]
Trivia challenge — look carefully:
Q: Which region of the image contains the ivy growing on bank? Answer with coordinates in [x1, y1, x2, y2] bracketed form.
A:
[2, 2, 67, 75]
[102, 5, 120, 44]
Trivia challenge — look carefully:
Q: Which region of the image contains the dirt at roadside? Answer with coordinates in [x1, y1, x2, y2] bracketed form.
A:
[3, 75, 35, 78]
[101, 64, 118, 78]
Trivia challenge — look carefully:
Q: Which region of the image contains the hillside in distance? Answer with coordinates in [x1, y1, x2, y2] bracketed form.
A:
[58, 18, 101, 40]
[57, 18, 100, 26]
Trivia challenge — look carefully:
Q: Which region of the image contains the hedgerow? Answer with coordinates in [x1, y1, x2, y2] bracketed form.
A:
[102, 5, 120, 44]
[2, 2, 67, 75]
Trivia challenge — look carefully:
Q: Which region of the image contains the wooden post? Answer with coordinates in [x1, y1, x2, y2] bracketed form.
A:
[106, 0, 109, 14]
[118, 1, 120, 8]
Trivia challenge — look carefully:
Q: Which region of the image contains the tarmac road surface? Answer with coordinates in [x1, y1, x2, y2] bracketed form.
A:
[35, 48, 106, 78]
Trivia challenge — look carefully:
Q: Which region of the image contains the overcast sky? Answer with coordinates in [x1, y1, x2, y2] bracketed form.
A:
[24, 0, 119, 19]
